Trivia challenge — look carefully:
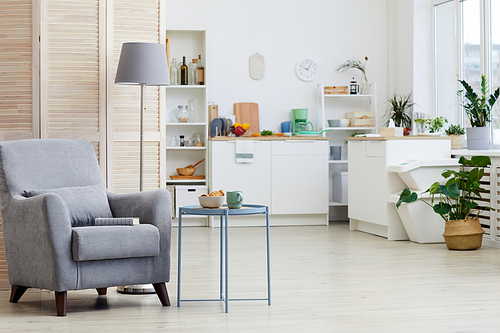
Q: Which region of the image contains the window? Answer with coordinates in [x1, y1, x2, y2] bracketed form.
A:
[434, 0, 500, 144]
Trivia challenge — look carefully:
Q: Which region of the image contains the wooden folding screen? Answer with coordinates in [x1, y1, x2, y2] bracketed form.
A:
[108, 0, 166, 193]
[0, 0, 38, 285]
[0, 0, 165, 283]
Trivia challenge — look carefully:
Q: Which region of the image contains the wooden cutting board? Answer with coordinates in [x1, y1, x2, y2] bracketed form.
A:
[234, 102, 259, 136]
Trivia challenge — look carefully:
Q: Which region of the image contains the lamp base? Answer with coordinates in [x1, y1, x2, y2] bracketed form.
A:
[116, 284, 156, 294]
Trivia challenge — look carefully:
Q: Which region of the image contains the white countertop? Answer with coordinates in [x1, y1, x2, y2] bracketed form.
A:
[452, 149, 500, 157]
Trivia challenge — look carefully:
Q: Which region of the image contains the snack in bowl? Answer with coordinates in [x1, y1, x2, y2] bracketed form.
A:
[199, 190, 225, 208]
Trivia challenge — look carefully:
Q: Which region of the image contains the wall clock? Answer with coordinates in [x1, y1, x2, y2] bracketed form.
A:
[296, 59, 318, 81]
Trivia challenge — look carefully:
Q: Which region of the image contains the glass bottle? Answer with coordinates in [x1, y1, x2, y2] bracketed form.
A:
[180, 56, 188, 85]
[189, 59, 198, 86]
[169, 58, 178, 86]
[196, 54, 205, 85]
[179, 135, 185, 147]
[188, 98, 196, 123]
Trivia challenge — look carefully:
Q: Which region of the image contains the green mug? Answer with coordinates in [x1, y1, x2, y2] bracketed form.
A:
[227, 191, 243, 209]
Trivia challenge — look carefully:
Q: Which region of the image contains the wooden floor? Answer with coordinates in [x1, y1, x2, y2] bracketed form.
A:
[1, 222, 500, 332]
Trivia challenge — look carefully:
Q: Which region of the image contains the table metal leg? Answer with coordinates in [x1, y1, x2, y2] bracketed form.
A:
[266, 206, 271, 305]
[177, 210, 183, 307]
[224, 209, 229, 313]
[220, 215, 223, 299]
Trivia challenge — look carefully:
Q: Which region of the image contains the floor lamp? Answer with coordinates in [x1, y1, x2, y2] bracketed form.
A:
[114, 42, 170, 293]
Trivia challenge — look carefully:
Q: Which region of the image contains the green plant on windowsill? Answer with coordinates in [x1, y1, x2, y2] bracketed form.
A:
[458, 74, 500, 127]
[426, 116, 448, 133]
[445, 124, 465, 136]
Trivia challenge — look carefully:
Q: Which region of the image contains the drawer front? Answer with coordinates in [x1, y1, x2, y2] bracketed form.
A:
[175, 185, 207, 217]
[366, 141, 386, 157]
[271, 140, 328, 155]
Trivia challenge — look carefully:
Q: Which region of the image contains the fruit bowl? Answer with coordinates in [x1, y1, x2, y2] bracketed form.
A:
[198, 195, 225, 208]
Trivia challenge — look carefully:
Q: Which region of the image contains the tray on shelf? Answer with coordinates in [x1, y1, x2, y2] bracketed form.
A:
[170, 175, 205, 180]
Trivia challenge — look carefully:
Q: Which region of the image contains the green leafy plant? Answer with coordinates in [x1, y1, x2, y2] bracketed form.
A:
[384, 93, 415, 128]
[414, 118, 426, 125]
[426, 116, 448, 133]
[457, 74, 500, 127]
[336, 57, 369, 87]
[336, 57, 368, 76]
[396, 156, 492, 221]
[445, 124, 465, 136]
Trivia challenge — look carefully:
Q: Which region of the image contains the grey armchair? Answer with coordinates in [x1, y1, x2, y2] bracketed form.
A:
[0, 139, 172, 316]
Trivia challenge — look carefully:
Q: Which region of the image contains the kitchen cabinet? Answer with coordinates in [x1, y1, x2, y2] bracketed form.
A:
[271, 141, 328, 215]
[165, 29, 208, 188]
[317, 83, 378, 212]
[210, 137, 329, 226]
[347, 137, 452, 240]
[210, 140, 271, 207]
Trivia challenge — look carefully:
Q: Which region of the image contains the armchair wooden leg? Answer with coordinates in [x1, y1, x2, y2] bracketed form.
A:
[96, 288, 107, 295]
[9, 285, 28, 303]
[153, 283, 170, 306]
[55, 291, 67, 316]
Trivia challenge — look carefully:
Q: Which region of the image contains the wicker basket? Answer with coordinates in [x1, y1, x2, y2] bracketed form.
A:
[442, 210, 485, 250]
[449, 134, 464, 149]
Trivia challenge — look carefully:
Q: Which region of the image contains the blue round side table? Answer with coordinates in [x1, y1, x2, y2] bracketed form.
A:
[177, 204, 270, 313]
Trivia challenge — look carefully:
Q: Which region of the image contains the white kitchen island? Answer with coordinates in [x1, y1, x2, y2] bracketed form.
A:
[209, 136, 330, 226]
[347, 136, 452, 240]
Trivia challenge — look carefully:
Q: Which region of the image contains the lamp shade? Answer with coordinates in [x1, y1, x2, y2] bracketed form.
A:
[115, 42, 170, 86]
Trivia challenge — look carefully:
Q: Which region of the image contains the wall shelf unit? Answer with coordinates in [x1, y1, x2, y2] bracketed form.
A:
[165, 29, 207, 187]
[318, 83, 378, 217]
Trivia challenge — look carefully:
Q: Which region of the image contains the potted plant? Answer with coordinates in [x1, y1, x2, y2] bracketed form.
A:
[336, 57, 369, 94]
[426, 116, 448, 134]
[457, 74, 500, 150]
[384, 93, 415, 128]
[445, 124, 465, 149]
[396, 155, 491, 250]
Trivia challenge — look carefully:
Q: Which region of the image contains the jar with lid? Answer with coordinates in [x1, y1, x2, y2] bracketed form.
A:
[179, 135, 185, 147]
[176, 105, 190, 123]
[192, 133, 203, 147]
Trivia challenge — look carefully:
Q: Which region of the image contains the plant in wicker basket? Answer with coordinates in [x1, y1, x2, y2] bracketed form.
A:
[396, 155, 491, 250]
[445, 124, 465, 149]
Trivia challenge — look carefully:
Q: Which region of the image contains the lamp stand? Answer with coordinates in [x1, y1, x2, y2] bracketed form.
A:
[117, 83, 155, 295]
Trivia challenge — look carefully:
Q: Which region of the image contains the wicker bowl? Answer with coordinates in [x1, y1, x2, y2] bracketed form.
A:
[176, 167, 195, 176]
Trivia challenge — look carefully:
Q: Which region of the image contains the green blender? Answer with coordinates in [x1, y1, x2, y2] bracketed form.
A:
[291, 108, 314, 135]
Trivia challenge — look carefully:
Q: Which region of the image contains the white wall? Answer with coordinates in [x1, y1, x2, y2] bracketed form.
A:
[166, 0, 391, 132]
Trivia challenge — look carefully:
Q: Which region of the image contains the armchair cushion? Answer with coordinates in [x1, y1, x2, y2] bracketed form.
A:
[71, 225, 160, 262]
[23, 184, 113, 227]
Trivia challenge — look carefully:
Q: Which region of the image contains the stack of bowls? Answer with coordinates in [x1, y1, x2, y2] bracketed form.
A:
[328, 119, 340, 127]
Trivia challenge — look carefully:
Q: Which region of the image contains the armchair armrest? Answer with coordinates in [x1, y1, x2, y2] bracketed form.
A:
[107, 189, 172, 283]
[1, 194, 77, 291]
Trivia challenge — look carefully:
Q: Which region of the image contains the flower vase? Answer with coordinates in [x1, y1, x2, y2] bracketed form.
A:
[361, 74, 369, 94]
